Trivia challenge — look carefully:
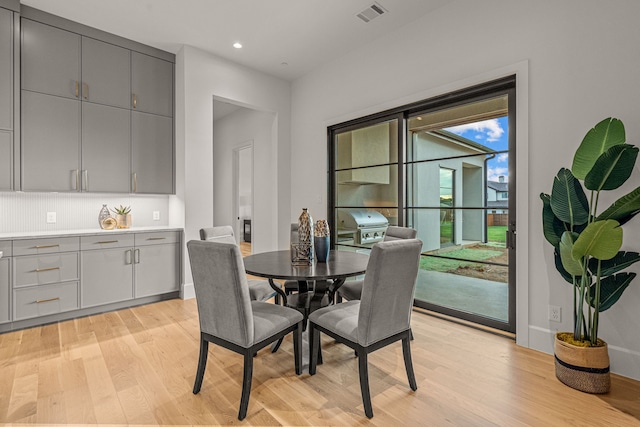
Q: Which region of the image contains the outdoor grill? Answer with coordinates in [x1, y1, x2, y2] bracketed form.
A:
[337, 208, 389, 245]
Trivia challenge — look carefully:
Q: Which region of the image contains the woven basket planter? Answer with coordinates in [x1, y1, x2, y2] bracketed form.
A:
[554, 333, 610, 394]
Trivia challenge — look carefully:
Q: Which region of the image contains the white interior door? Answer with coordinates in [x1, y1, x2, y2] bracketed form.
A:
[233, 144, 253, 246]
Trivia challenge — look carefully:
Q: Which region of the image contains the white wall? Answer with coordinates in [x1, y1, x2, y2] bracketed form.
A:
[290, 0, 640, 379]
[173, 45, 291, 296]
[213, 107, 276, 253]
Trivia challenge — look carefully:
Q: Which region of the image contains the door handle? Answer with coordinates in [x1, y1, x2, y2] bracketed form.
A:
[132, 93, 137, 108]
[75, 81, 79, 98]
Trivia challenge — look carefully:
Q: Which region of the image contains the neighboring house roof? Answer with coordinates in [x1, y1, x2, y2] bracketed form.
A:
[487, 200, 508, 209]
[488, 181, 508, 192]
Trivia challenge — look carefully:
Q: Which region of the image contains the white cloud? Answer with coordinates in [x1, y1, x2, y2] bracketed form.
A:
[496, 153, 508, 163]
[488, 167, 508, 182]
[446, 119, 504, 142]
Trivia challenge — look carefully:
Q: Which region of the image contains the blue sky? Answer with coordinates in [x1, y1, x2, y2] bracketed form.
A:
[445, 116, 509, 182]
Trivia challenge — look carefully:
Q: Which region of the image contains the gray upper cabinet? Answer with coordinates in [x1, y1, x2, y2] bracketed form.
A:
[21, 19, 81, 100]
[81, 37, 130, 109]
[131, 52, 173, 117]
[21, 90, 81, 192]
[0, 131, 11, 190]
[81, 102, 130, 193]
[132, 111, 173, 194]
[0, 7, 13, 131]
[19, 12, 174, 194]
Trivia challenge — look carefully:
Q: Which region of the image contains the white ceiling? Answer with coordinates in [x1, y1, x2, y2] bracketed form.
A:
[21, 0, 451, 81]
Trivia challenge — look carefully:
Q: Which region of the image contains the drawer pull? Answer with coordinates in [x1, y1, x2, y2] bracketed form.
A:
[147, 237, 166, 241]
[35, 297, 60, 304]
[34, 244, 60, 249]
[97, 240, 119, 244]
[35, 267, 60, 273]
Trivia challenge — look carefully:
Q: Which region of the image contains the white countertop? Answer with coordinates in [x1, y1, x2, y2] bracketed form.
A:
[0, 226, 183, 240]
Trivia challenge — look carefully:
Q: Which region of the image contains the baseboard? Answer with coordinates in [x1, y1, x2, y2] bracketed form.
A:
[181, 282, 195, 300]
[528, 325, 640, 381]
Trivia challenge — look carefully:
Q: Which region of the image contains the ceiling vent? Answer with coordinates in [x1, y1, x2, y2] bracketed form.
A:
[356, 2, 387, 23]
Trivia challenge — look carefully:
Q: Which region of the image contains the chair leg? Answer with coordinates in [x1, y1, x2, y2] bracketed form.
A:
[192, 337, 209, 394]
[294, 321, 303, 375]
[335, 293, 343, 303]
[358, 349, 373, 418]
[238, 351, 254, 420]
[309, 323, 320, 375]
[410, 328, 414, 341]
[271, 337, 283, 353]
[402, 334, 418, 391]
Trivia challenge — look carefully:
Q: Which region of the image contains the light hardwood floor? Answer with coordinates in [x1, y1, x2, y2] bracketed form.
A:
[1, 297, 639, 426]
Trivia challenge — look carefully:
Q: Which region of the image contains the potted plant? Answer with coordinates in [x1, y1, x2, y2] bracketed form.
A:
[540, 117, 640, 393]
[112, 205, 132, 229]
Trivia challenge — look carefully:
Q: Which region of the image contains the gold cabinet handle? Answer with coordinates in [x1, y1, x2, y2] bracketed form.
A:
[75, 81, 79, 98]
[82, 170, 88, 191]
[134, 248, 140, 264]
[34, 244, 60, 249]
[35, 267, 60, 272]
[147, 237, 166, 241]
[83, 82, 88, 100]
[74, 169, 79, 191]
[133, 172, 137, 193]
[36, 297, 60, 304]
[132, 93, 137, 108]
[125, 249, 132, 265]
[97, 240, 119, 244]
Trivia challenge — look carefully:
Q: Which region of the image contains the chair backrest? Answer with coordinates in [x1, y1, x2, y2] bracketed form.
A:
[200, 226, 237, 244]
[187, 240, 254, 347]
[358, 238, 422, 346]
[384, 225, 417, 241]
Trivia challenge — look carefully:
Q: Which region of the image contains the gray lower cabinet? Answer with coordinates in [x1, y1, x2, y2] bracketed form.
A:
[134, 232, 180, 298]
[0, 239, 11, 324]
[80, 234, 134, 308]
[12, 236, 80, 321]
[132, 111, 173, 194]
[21, 90, 81, 192]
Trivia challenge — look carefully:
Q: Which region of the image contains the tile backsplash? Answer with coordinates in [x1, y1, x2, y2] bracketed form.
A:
[0, 192, 170, 233]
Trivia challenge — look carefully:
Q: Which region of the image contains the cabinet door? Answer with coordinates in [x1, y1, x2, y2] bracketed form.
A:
[131, 111, 173, 194]
[81, 248, 133, 308]
[21, 91, 81, 191]
[81, 37, 130, 109]
[21, 19, 81, 100]
[0, 8, 12, 130]
[82, 103, 130, 192]
[0, 257, 9, 324]
[131, 52, 173, 117]
[134, 243, 179, 298]
[0, 130, 11, 190]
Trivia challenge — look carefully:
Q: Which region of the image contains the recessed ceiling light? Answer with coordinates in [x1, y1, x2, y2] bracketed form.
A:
[233, 42, 242, 49]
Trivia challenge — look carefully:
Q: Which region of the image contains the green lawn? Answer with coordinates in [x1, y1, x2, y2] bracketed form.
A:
[487, 225, 507, 244]
[420, 247, 503, 272]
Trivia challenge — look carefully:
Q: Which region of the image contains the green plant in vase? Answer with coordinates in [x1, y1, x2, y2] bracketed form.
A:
[540, 117, 640, 393]
[112, 205, 132, 229]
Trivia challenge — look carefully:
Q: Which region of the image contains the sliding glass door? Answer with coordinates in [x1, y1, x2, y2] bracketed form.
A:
[328, 77, 516, 333]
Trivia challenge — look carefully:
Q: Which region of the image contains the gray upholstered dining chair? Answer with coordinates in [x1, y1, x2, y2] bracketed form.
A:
[308, 238, 423, 418]
[336, 225, 418, 302]
[187, 240, 304, 420]
[200, 226, 277, 302]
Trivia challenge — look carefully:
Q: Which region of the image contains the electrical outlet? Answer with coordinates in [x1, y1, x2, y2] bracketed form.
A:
[153, 211, 160, 221]
[549, 305, 562, 322]
[46, 212, 56, 224]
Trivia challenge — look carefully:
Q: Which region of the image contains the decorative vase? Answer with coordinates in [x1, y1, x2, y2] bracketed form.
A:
[314, 219, 330, 262]
[98, 204, 111, 229]
[298, 208, 314, 262]
[554, 332, 610, 394]
[116, 213, 132, 229]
